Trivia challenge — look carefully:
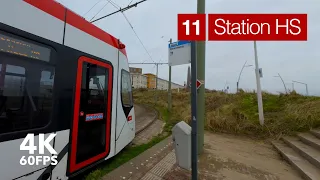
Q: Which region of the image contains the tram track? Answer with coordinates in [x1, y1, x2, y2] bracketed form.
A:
[132, 104, 165, 146]
[134, 104, 159, 136]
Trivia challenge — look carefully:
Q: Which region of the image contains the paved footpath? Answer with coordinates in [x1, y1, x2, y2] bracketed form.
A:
[102, 137, 175, 180]
[140, 149, 176, 180]
[102, 104, 173, 180]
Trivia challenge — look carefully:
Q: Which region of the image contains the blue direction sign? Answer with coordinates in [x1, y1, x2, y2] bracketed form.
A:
[168, 40, 191, 66]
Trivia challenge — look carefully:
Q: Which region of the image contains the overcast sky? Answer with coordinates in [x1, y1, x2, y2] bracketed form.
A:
[56, 0, 319, 96]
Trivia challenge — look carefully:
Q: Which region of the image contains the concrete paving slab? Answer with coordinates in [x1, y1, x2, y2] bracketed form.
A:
[102, 136, 173, 180]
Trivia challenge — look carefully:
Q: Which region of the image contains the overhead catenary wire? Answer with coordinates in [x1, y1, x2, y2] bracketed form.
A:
[107, 0, 120, 9]
[82, 0, 103, 18]
[88, 0, 156, 66]
[121, 12, 155, 64]
[128, 0, 135, 5]
[90, 1, 111, 22]
[89, 0, 120, 22]
[90, 0, 148, 23]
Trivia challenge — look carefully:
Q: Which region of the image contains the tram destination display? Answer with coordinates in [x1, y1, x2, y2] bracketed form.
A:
[0, 31, 50, 62]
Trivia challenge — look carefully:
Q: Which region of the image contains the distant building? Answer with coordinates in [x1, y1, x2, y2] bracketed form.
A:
[143, 73, 157, 89]
[129, 67, 148, 88]
[129, 67, 142, 74]
[143, 73, 184, 90]
[172, 82, 184, 89]
[128, 68, 184, 90]
[157, 78, 168, 90]
[131, 74, 147, 88]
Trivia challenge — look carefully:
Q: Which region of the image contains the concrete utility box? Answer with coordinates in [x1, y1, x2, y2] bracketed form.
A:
[172, 121, 191, 170]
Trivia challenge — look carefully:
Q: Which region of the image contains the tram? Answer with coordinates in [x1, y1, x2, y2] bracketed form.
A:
[0, 0, 135, 179]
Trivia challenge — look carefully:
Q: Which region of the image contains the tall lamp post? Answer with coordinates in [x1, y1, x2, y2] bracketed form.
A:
[273, 73, 287, 94]
[292, 80, 309, 96]
[253, 41, 264, 126]
[236, 61, 253, 92]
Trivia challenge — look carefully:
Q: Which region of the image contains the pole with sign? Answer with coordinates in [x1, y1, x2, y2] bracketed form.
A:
[168, 40, 198, 179]
[190, 41, 198, 180]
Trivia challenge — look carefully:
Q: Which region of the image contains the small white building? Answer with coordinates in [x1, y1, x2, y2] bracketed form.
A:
[156, 78, 184, 90]
[157, 78, 168, 90]
[131, 74, 147, 89]
[172, 82, 184, 89]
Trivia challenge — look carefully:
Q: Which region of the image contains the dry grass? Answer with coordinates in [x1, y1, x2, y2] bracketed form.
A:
[133, 88, 320, 139]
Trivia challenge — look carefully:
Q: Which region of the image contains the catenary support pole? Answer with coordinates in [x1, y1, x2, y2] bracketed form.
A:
[196, 0, 205, 154]
[168, 39, 172, 112]
[155, 63, 159, 102]
[191, 41, 198, 180]
[253, 41, 264, 125]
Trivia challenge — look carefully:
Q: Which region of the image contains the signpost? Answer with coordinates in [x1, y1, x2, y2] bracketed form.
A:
[168, 40, 191, 66]
[189, 79, 202, 89]
[168, 40, 191, 112]
[190, 41, 198, 180]
[168, 40, 198, 179]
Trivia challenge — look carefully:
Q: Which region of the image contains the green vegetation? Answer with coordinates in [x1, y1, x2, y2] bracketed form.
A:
[85, 133, 169, 180]
[84, 88, 320, 179]
[133, 88, 320, 139]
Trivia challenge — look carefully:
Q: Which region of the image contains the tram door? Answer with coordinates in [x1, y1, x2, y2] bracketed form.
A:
[69, 57, 113, 173]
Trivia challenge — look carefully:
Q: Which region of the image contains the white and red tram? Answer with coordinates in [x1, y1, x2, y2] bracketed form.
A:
[0, 0, 135, 179]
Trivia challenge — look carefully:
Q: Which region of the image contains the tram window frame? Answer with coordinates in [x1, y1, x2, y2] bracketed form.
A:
[120, 69, 133, 115]
[0, 34, 55, 135]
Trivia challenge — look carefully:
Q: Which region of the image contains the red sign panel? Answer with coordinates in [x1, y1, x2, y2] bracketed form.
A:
[177, 13, 308, 41]
[196, 80, 202, 89]
[177, 14, 206, 41]
[208, 14, 307, 41]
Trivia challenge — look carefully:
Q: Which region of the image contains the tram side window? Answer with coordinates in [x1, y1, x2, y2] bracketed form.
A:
[0, 57, 54, 134]
[121, 70, 133, 115]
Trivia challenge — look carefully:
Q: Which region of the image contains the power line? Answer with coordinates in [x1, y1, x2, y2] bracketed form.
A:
[121, 12, 155, 64]
[107, 0, 120, 9]
[82, 0, 103, 17]
[128, 0, 135, 5]
[88, 0, 155, 64]
[90, 1, 111, 21]
[90, 0, 148, 23]
[89, 0, 120, 22]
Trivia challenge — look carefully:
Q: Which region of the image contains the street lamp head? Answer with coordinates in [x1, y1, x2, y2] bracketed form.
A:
[245, 65, 253, 67]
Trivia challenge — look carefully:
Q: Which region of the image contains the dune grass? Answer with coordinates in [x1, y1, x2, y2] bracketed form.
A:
[133, 88, 320, 139]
